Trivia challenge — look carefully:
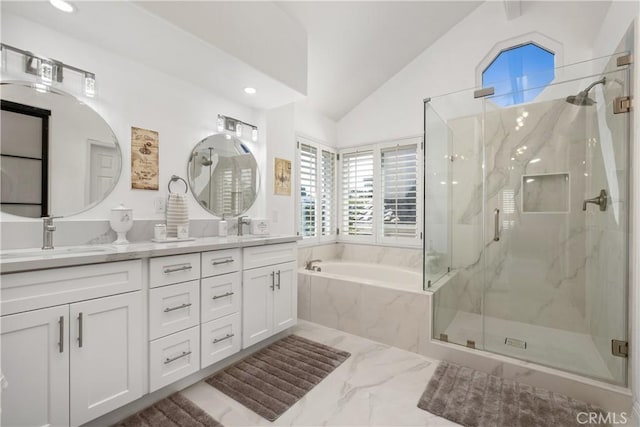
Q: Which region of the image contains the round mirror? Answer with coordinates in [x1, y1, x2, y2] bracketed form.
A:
[187, 134, 259, 217]
[1, 81, 121, 218]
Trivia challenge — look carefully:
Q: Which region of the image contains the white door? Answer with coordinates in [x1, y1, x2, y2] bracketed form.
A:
[242, 265, 274, 348]
[88, 141, 118, 204]
[1, 305, 69, 427]
[69, 292, 143, 426]
[273, 261, 297, 334]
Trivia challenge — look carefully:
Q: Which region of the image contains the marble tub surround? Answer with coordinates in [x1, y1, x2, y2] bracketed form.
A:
[298, 242, 422, 272]
[180, 320, 457, 427]
[298, 270, 431, 353]
[0, 218, 224, 250]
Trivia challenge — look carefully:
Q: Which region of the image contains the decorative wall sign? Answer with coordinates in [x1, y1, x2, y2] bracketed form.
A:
[131, 126, 159, 190]
[274, 157, 291, 196]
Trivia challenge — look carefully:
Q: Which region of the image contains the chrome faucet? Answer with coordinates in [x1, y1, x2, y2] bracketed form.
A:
[42, 216, 59, 250]
[305, 259, 322, 271]
[237, 216, 250, 236]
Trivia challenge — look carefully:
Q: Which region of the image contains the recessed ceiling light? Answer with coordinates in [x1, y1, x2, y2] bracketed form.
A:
[49, 0, 75, 13]
[244, 87, 256, 95]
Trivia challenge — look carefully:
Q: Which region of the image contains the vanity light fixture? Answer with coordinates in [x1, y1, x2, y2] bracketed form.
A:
[49, 0, 75, 13]
[244, 87, 257, 95]
[0, 43, 96, 97]
[217, 114, 258, 142]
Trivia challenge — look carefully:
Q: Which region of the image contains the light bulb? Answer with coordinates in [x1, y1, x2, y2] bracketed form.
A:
[244, 87, 256, 94]
[49, 0, 75, 13]
[235, 123, 242, 137]
[84, 73, 95, 97]
[251, 128, 258, 142]
[217, 116, 224, 132]
[39, 61, 53, 85]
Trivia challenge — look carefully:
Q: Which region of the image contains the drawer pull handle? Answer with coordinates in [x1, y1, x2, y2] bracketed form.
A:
[164, 350, 192, 364]
[77, 312, 83, 348]
[163, 264, 193, 274]
[212, 291, 234, 300]
[58, 316, 64, 353]
[213, 333, 234, 344]
[212, 258, 234, 266]
[164, 303, 192, 312]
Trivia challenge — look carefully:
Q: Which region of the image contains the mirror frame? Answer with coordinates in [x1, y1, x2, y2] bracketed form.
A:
[0, 80, 122, 218]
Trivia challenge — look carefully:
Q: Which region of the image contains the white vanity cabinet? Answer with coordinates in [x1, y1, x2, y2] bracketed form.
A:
[242, 243, 297, 348]
[0, 260, 143, 427]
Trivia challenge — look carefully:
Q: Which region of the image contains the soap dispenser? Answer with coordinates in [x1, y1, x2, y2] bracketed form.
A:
[218, 215, 228, 237]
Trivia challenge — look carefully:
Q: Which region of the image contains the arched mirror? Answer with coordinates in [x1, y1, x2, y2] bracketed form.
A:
[187, 134, 259, 217]
[0, 81, 121, 217]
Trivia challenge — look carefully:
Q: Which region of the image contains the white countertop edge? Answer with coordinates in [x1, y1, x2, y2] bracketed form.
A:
[1, 235, 301, 274]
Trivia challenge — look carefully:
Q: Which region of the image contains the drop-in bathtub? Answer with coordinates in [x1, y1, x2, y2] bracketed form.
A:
[298, 260, 442, 353]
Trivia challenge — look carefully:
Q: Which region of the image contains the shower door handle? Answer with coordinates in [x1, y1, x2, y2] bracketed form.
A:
[493, 209, 500, 241]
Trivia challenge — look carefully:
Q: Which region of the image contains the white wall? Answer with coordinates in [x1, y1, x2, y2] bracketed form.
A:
[337, 1, 612, 147]
[0, 13, 266, 222]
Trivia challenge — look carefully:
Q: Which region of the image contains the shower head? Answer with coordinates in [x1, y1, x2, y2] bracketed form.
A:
[565, 77, 606, 106]
[200, 155, 213, 166]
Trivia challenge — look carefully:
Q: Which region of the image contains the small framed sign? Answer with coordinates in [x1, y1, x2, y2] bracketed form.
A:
[274, 157, 291, 196]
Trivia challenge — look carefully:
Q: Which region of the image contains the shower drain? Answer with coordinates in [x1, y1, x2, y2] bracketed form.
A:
[504, 337, 527, 349]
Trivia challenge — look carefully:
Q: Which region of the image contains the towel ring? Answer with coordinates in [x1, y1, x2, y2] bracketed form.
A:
[168, 175, 188, 194]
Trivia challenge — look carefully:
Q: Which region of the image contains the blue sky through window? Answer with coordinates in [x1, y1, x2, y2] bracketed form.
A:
[482, 43, 555, 107]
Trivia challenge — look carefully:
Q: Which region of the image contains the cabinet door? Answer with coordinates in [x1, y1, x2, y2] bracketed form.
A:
[69, 292, 143, 426]
[1, 305, 69, 427]
[242, 265, 274, 348]
[273, 261, 297, 334]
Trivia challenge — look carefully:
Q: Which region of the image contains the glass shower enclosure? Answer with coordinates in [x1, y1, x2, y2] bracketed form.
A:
[424, 52, 632, 385]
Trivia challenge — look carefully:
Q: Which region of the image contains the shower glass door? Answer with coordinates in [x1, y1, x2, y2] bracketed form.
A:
[481, 65, 630, 384]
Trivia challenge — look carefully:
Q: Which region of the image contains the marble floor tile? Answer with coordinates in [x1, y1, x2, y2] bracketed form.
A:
[180, 320, 459, 426]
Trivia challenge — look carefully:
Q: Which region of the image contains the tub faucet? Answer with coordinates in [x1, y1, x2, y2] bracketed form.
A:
[305, 259, 322, 270]
[237, 216, 250, 236]
[42, 216, 60, 250]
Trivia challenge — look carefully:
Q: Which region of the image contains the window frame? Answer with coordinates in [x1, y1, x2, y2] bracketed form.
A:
[296, 135, 338, 246]
[338, 136, 423, 247]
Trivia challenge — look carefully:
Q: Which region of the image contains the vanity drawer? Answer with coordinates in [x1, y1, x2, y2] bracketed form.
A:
[1, 260, 142, 316]
[243, 243, 296, 270]
[149, 280, 200, 340]
[149, 326, 200, 392]
[201, 272, 241, 323]
[201, 312, 241, 369]
[150, 253, 200, 288]
[201, 248, 241, 278]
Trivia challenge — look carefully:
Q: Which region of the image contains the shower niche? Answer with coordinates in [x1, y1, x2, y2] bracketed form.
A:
[424, 51, 631, 386]
[521, 173, 570, 213]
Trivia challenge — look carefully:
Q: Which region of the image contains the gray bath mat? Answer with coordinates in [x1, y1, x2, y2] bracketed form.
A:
[418, 361, 606, 427]
[206, 334, 350, 421]
[115, 393, 223, 427]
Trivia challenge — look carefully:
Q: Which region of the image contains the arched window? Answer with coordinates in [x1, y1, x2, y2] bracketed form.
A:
[482, 42, 555, 107]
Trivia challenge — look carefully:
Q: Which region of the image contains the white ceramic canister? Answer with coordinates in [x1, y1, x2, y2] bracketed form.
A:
[154, 224, 167, 240]
[110, 203, 133, 244]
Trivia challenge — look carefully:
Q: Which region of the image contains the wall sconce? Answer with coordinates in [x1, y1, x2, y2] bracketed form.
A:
[217, 114, 258, 142]
[1, 43, 96, 97]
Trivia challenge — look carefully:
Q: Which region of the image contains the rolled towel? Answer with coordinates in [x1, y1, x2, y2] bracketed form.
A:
[166, 193, 189, 238]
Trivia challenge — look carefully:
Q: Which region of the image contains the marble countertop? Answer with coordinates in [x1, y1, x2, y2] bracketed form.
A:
[0, 235, 300, 274]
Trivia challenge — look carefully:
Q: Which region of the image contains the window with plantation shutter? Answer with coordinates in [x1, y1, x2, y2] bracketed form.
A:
[341, 150, 374, 236]
[299, 143, 317, 237]
[297, 138, 337, 242]
[320, 150, 335, 236]
[381, 144, 418, 238]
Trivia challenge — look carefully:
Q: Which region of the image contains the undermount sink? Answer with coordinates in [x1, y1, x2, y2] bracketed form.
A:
[0, 246, 114, 260]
